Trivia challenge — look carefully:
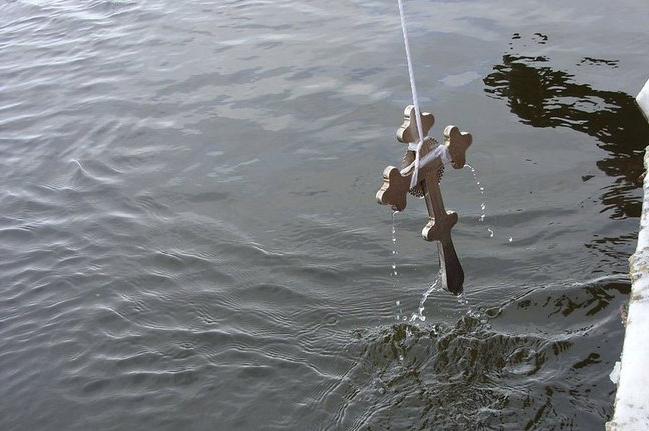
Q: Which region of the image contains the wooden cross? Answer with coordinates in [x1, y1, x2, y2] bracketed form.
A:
[376, 105, 472, 295]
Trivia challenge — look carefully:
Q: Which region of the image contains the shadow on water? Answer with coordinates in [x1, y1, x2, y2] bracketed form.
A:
[483, 35, 649, 220]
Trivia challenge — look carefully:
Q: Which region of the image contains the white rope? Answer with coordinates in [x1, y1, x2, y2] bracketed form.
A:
[396, 0, 425, 188]
[400, 143, 450, 176]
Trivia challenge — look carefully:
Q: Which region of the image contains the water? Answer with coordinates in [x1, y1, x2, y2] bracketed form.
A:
[2, 0, 649, 429]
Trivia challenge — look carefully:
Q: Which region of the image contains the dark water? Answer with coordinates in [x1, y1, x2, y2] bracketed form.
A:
[2, 1, 649, 430]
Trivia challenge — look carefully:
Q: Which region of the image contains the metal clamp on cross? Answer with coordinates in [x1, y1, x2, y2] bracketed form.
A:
[376, 105, 472, 295]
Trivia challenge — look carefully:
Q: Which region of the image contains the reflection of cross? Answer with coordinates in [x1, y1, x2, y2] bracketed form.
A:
[376, 106, 472, 295]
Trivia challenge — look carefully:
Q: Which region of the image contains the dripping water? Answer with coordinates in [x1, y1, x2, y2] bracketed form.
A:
[392, 210, 403, 321]
[465, 163, 491, 237]
[465, 163, 512, 242]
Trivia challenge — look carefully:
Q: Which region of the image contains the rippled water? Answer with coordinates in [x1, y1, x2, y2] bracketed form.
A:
[2, 1, 649, 429]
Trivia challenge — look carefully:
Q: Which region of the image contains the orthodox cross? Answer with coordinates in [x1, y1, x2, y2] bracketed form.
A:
[376, 105, 472, 295]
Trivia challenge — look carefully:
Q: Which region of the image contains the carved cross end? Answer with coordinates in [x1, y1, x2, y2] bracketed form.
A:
[444, 125, 472, 169]
[375, 166, 412, 212]
[397, 105, 435, 144]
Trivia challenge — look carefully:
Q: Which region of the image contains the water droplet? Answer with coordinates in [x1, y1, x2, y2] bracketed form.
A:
[391, 212, 399, 287]
[508, 237, 513, 242]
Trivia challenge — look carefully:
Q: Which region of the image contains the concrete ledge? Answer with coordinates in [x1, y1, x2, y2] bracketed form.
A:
[638, 80, 649, 121]
[607, 79, 649, 431]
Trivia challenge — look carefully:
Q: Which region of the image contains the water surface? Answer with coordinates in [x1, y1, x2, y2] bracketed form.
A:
[2, 0, 649, 429]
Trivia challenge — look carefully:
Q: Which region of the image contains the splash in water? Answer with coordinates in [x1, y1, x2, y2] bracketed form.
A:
[410, 271, 443, 323]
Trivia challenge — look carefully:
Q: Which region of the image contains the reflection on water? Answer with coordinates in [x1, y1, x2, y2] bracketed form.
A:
[484, 35, 649, 219]
[483, 34, 648, 283]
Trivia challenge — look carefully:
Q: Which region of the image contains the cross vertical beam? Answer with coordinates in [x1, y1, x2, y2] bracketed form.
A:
[376, 106, 472, 295]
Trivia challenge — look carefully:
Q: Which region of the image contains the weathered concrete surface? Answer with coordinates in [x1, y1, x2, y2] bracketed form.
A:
[638, 79, 649, 121]
[607, 79, 649, 431]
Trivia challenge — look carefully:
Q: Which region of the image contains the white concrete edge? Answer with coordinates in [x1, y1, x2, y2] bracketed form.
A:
[607, 78, 649, 431]
[638, 79, 649, 122]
